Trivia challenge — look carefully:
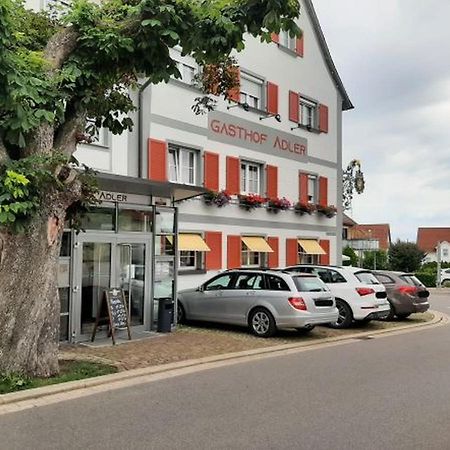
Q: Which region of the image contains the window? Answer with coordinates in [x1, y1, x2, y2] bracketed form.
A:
[168, 144, 198, 185]
[443, 249, 449, 257]
[355, 271, 380, 285]
[179, 251, 202, 271]
[241, 240, 268, 268]
[265, 274, 290, 291]
[279, 30, 296, 51]
[240, 72, 264, 109]
[300, 97, 317, 128]
[240, 161, 261, 195]
[313, 268, 346, 284]
[292, 276, 327, 292]
[374, 274, 395, 284]
[235, 273, 264, 290]
[204, 274, 234, 291]
[307, 175, 317, 204]
[85, 119, 109, 147]
[300, 253, 319, 265]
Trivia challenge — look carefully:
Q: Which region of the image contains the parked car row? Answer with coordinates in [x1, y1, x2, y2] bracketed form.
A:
[177, 265, 430, 338]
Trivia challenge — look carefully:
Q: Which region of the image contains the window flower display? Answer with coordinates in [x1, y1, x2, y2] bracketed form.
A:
[294, 202, 316, 215]
[238, 194, 267, 211]
[316, 204, 338, 218]
[267, 197, 291, 212]
[203, 189, 232, 207]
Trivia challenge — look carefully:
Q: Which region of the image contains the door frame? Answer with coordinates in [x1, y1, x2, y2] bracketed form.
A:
[71, 232, 152, 342]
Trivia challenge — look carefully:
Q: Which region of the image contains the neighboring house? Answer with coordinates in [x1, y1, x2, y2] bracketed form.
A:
[29, 0, 353, 342]
[417, 228, 450, 263]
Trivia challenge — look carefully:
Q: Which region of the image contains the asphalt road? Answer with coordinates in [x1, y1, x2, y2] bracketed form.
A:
[2, 291, 450, 450]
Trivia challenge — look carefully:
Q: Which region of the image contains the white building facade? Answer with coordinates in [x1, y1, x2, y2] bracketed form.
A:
[27, 0, 352, 341]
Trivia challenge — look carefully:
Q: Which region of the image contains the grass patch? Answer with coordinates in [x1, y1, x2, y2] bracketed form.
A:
[0, 360, 118, 395]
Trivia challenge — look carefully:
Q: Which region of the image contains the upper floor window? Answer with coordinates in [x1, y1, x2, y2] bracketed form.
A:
[240, 72, 264, 109]
[279, 30, 296, 51]
[85, 119, 109, 148]
[168, 144, 198, 185]
[307, 174, 317, 204]
[300, 97, 317, 128]
[240, 161, 261, 195]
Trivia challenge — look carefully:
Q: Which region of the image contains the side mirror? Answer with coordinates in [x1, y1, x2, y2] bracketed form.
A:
[197, 285, 204, 292]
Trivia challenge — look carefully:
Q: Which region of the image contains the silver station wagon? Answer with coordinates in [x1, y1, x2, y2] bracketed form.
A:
[177, 269, 339, 337]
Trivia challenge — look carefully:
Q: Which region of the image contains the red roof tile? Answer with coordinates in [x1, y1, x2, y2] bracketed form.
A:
[416, 228, 450, 253]
[348, 224, 391, 251]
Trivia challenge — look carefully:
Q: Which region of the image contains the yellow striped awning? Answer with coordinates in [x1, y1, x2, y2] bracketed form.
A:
[178, 234, 210, 251]
[298, 239, 326, 255]
[242, 236, 274, 253]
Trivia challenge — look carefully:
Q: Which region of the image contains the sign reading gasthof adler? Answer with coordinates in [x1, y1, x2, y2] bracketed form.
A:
[208, 111, 308, 160]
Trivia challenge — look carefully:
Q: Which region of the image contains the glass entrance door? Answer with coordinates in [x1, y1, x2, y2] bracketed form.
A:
[117, 243, 146, 327]
[74, 235, 150, 340]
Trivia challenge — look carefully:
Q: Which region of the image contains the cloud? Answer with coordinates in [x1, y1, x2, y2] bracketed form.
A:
[313, 0, 450, 240]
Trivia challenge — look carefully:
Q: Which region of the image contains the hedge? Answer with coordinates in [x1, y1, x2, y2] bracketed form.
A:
[415, 272, 436, 287]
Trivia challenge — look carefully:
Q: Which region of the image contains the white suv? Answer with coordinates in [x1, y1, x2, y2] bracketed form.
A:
[284, 265, 390, 328]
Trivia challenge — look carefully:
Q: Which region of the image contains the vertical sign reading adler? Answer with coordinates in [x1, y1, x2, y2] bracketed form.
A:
[208, 111, 308, 161]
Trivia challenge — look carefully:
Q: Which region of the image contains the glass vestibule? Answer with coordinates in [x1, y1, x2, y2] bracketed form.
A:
[69, 203, 177, 342]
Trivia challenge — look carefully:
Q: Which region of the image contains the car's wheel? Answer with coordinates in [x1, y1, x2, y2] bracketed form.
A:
[249, 308, 276, 338]
[177, 302, 186, 324]
[296, 325, 316, 333]
[329, 299, 353, 329]
[383, 301, 396, 321]
[442, 280, 450, 288]
[396, 313, 411, 320]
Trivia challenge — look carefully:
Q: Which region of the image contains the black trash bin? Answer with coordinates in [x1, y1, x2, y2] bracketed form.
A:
[157, 298, 174, 333]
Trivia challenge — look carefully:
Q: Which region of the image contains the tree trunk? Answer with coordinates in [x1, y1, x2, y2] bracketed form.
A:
[0, 211, 64, 377]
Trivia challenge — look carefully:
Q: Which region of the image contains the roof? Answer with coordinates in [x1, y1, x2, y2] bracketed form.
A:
[343, 213, 357, 227]
[304, 0, 354, 111]
[348, 224, 392, 251]
[416, 228, 450, 253]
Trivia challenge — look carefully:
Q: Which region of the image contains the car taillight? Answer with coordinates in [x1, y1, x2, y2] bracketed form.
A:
[397, 286, 417, 295]
[288, 297, 307, 311]
[356, 287, 375, 296]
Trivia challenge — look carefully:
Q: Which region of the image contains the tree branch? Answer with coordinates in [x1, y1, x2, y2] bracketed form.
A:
[54, 109, 87, 157]
[43, 27, 79, 72]
[0, 138, 10, 165]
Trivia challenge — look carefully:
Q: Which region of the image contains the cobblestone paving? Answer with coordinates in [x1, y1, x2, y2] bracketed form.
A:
[60, 313, 433, 371]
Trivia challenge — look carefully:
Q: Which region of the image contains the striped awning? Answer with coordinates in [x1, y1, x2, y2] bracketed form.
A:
[298, 239, 326, 255]
[242, 236, 274, 253]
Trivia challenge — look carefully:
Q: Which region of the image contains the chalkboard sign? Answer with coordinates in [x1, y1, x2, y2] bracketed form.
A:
[91, 289, 131, 345]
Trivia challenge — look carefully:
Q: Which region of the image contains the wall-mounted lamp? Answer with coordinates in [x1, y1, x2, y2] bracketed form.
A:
[227, 102, 250, 112]
[259, 113, 282, 123]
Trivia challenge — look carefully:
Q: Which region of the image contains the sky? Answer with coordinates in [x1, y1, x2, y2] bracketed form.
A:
[313, 0, 450, 242]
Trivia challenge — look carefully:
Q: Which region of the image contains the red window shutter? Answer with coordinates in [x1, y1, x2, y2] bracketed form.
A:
[205, 231, 222, 270]
[299, 172, 309, 203]
[319, 104, 329, 133]
[286, 239, 299, 266]
[267, 237, 279, 268]
[289, 91, 299, 123]
[320, 240, 330, 265]
[204, 151, 219, 191]
[226, 156, 240, 195]
[271, 33, 279, 44]
[266, 165, 278, 199]
[227, 67, 240, 103]
[318, 176, 328, 207]
[147, 138, 167, 182]
[295, 34, 304, 57]
[227, 235, 241, 269]
[266, 82, 279, 115]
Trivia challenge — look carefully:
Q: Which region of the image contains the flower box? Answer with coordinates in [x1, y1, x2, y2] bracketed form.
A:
[294, 202, 316, 215]
[316, 204, 338, 218]
[267, 197, 291, 213]
[238, 194, 267, 211]
[203, 189, 232, 207]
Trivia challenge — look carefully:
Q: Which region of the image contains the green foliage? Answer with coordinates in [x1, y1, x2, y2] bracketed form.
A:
[343, 246, 358, 266]
[421, 261, 450, 273]
[388, 240, 425, 272]
[0, 154, 98, 233]
[415, 272, 436, 288]
[362, 250, 389, 270]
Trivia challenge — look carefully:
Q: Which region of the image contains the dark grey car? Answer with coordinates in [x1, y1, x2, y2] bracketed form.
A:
[177, 270, 338, 337]
[372, 271, 430, 319]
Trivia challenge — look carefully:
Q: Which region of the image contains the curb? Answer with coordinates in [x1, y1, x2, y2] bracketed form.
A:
[0, 310, 447, 407]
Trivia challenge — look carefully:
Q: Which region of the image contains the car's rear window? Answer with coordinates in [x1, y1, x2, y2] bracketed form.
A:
[400, 275, 424, 287]
[355, 271, 380, 285]
[292, 276, 328, 292]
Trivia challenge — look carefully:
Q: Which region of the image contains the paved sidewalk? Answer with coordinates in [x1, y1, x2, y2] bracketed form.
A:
[61, 313, 434, 370]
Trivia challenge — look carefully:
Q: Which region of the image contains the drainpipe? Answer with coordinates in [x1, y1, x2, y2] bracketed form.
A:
[138, 78, 152, 178]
